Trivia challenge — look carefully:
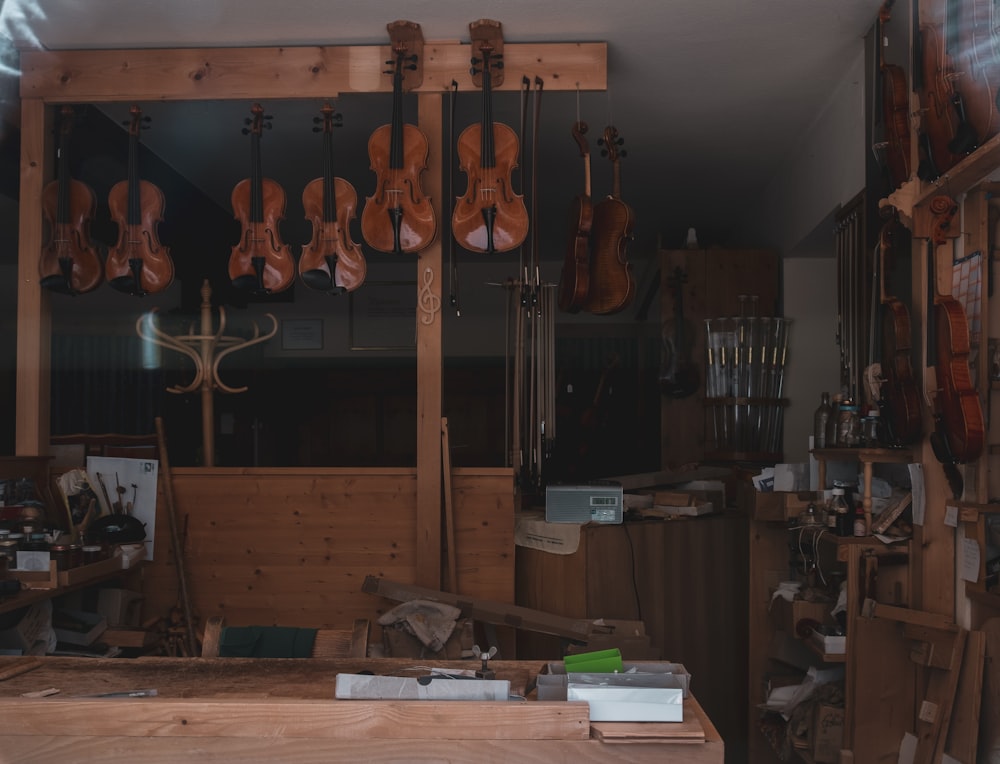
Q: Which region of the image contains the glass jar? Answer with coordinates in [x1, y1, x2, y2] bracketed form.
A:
[49, 544, 71, 571]
[0, 539, 18, 567]
[830, 488, 851, 536]
[836, 402, 860, 447]
[853, 502, 867, 537]
[82, 544, 105, 565]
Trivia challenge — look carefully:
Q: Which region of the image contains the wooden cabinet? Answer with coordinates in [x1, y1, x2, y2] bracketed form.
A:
[515, 513, 749, 761]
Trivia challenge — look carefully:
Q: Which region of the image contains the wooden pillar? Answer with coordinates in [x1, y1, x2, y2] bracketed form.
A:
[414, 93, 443, 589]
[15, 98, 50, 456]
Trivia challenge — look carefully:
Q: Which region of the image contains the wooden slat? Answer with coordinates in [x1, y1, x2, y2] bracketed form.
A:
[871, 602, 958, 631]
[0, 698, 589, 740]
[20, 43, 606, 102]
[944, 630, 986, 763]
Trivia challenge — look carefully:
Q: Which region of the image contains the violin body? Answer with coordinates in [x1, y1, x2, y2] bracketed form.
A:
[229, 176, 295, 293]
[300, 175, 366, 294]
[39, 106, 102, 295]
[934, 297, 985, 462]
[918, 23, 968, 179]
[228, 104, 295, 295]
[585, 126, 635, 315]
[954, 0, 1000, 148]
[882, 63, 912, 188]
[106, 179, 173, 295]
[558, 121, 592, 314]
[40, 178, 102, 295]
[453, 121, 529, 254]
[880, 299, 923, 444]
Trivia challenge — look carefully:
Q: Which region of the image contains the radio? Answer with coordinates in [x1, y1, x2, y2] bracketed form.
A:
[544, 483, 623, 524]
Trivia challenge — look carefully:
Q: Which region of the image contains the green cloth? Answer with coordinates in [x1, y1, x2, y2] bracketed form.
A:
[219, 626, 317, 658]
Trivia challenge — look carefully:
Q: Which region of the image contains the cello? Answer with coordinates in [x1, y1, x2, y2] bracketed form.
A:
[585, 125, 636, 315]
[39, 105, 102, 295]
[928, 195, 984, 476]
[299, 103, 366, 295]
[557, 121, 592, 313]
[361, 22, 436, 255]
[452, 20, 529, 255]
[106, 105, 174, 296]
[876, 211, 921, 445]
[228, 103, 295, 295]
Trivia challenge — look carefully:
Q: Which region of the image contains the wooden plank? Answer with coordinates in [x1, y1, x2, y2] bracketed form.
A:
[944, 630, 986, 763]
[15, 98, 50, 456]
[914, 629, 968, 764]
[20, 43, 607, 101]
[591, 698, 706, 741]
[870, 602, 957, 631]
[980, 618, 1000, 763]
[0, 699, 589, 740]
[903, 624, 964, 670]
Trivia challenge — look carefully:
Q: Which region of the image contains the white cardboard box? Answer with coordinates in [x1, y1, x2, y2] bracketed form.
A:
[566, 684, 684, 722]
[334, 673, 510, 700]
[53, 609, 107, 646]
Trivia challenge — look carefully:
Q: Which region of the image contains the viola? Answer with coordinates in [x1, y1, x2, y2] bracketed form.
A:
[228, 103, 295, 295]
[557, 121, 592, 314]
[929, 195, 984, 467]
[299, 103, 366, 295]
[585, 125, 636, 315]
[39, 105, 102, 295]
[876, 212, 921, 445]
[916, 21, 971, 180]
[106, 105, 174, 296]
[452, 23, 529, 255]
[360, 29, 436, 255]
[876, 2, 911, 189]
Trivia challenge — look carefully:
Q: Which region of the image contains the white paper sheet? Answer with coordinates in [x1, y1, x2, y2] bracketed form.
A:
[960, 536, 981, 583]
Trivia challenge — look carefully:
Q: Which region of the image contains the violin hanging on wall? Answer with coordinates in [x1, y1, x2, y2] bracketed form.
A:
[659, 267, 699, 398]
[106, 105, 174, 296]
[299, 103, 366, 295]
[452, 19, 529, 255]
[557, 121, 593, 313]
[361, 21, 436, 256]
[39, 105, 103, 295]
[585, 125, 635, 315]
[228, 103, 295, 295]
[875, 1, 911, 190]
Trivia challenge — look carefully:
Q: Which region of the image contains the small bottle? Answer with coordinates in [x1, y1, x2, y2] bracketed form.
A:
[813, 392, 833, 448]
[854, 502, 867, 537]
[825, 499, 838, 531]
[831, 488, 851, 536]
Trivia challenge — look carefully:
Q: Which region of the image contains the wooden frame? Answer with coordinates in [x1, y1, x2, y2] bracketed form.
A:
[15, 39, 607, 590]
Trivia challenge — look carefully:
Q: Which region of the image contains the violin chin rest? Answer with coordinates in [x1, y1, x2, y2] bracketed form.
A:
[40, 275, 76, 296]
[108, 275, 147, 297]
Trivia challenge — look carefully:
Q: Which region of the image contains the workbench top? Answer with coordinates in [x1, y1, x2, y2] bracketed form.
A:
[0, 656, 723, 763]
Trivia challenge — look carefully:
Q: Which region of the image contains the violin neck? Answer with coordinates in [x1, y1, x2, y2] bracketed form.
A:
[250, 131, 264, 223]
[323, 128, 338, 223]
[612, 157, 622, 198]
[56, 116, 72, 225]
[389, 53, 405, 170]
[479, 50, 496, 168]
[127, 128, 141, 226]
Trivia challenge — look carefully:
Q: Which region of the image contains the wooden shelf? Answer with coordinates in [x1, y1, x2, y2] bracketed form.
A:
[0, 559, 144, 616]
[804, 637, 846, 664]
[809, 447, 914, 464]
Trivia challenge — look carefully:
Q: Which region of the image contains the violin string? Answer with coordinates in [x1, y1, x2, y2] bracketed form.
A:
[575, 85, 580, 125]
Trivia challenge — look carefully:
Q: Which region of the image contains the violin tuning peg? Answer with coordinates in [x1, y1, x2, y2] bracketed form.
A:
[470, 67, 479, 76]
[406, 54, 418, 63]
[241, 127, 251, 135]
[495, 61, 504, 69]
[385, 59, 394, 66]
[405, 64, 417, 71]
[620, 149, 628, 158]
[471, 56, 482, 65]
[383, 68, 394, 75]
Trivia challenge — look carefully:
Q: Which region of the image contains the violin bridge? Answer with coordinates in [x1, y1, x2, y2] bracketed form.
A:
[387, 20, 424, 91]
[469, 19, 504, 89]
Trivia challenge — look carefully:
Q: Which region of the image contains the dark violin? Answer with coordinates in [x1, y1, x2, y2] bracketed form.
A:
[951, 0, 1000, 147]
[877, 2, 911, 189]
[557, 121, 592, 314]
[929, 195, 984, 467]
[585, 125, 635, 315]
[361, 29, 436, 255]
[917, 20, 972, 180]
[299, 103, 366, 295]
[877, 212, 921, 445]
[106, 105, 174, 296]
[452, 23, 529, 255]
[39, 105, 102, 295]
[228, 103, 295, 295]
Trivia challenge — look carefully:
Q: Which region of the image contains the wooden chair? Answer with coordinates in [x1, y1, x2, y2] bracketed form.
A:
[200, 615, 369, 659]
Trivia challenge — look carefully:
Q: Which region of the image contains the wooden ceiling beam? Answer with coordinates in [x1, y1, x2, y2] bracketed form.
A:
[20, 42, 606, 102]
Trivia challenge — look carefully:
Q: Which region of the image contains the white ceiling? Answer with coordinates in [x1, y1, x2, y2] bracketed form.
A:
[0, 0, 882, 259]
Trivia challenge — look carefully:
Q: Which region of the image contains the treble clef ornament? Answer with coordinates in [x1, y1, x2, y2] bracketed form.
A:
[419, 266, 441, 325]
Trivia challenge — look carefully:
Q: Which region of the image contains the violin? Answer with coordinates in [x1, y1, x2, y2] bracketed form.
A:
[876, 2, 911, 190]
[39, 105, 102, 295]
[659, 267, 699, 398]
[106, 105, 174, 296]
[949, 0, 999, 152]
[360, 33, 436, 255]
[452, 24, 529, 255]
[299, 103, 366, 295]
[877, 212, 921, 445]
[916, 20, 971, 180]
[585, 126, 636, 315]
[557, 121, 592, 314]
[929, 195, 984, 467]
[228, 103, 295, 295]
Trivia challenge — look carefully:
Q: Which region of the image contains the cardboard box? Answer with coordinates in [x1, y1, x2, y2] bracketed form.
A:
[769, 596, 834, 638]
[740, 483, 817, 522]
[539, 661, 691, 700]
[52, 609, 107, 646]
[811, 702, 845, 763]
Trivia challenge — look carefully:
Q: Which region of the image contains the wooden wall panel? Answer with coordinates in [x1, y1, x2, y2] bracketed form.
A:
[142, 467, 514, 639]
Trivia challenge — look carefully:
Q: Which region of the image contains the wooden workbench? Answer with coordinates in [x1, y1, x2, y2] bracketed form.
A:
[0, 657, 723, 763]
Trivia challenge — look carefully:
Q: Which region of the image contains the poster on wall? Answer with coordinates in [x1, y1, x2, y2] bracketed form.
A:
[85, 456, 159, 560]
